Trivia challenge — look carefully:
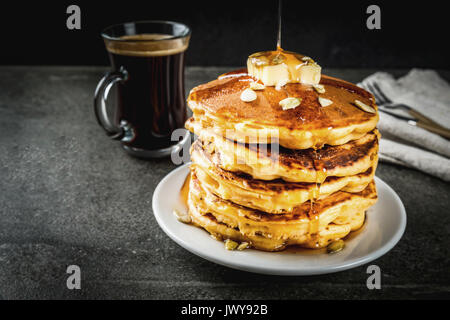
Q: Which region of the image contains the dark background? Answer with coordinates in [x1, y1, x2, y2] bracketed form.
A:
[1, 1, 448, 68]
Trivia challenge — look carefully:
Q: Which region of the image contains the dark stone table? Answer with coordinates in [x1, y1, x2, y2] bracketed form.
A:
[0, 66, 449, 299]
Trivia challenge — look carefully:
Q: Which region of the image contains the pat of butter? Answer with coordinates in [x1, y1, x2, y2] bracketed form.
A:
[247, 50, 321, 87]
[247, 62, 290, 87]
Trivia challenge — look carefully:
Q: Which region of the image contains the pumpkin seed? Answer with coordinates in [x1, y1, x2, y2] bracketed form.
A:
[279, 97, 302, 110]
[237, 242, 249, 251]
[251, 55, 270, 67]
[354, 100, 376, 113]
[271, 54, 286, 65]
[313, 84, 326, 94]
[225, 239, 239, 250]
[173, 209, 191, 224]
[240, 88, 257, 102]
[318, 97, 333, 107]
[250, 82, 265, 90]
[327, 240, 345, 253]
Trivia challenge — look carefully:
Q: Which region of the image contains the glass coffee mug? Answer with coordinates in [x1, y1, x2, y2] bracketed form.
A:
[94, 21, 191, 158]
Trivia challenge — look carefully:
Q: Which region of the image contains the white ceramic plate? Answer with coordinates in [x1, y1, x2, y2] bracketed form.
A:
[152, 163, 406, 276]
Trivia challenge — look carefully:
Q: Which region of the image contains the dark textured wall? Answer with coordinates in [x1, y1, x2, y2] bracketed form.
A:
[1, 1, 448, 68]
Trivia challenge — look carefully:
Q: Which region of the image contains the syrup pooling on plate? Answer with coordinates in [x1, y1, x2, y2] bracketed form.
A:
[180, 173, 191, 209]
[172, 173, 192, 224]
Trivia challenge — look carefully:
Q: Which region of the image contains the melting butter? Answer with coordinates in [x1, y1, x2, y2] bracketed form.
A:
[247, 49, 321, 87]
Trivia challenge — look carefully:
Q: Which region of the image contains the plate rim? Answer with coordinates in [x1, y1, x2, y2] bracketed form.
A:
[152, 163, 407, 276]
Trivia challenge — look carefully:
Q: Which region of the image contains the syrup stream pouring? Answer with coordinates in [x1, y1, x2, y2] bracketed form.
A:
[277, 0, 282, 50]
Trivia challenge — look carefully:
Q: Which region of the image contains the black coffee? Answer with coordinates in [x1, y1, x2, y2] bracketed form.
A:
[106, 34, 188, 151]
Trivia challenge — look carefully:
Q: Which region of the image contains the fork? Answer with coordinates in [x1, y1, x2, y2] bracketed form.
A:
[364, 80, 450, 139]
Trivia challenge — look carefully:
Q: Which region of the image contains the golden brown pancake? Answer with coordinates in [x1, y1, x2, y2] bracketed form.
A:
[188, 122, 379, 183]
[188, 172, 377, 251]
[191, 142, 377, 213]
[187, 69, 379, 149]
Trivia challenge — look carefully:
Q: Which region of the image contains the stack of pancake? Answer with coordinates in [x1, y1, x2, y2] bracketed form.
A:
[184, 67, 379, 252]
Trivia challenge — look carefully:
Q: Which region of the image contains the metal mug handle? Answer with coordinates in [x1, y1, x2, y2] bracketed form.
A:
[94, 67, 134, 141]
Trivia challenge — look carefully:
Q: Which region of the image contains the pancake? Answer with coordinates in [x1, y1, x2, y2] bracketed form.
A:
[187, 70, 379, 150]
[192, 163, 376, 214]
[188, 172, 377, 251]
[187, 120, 379, 182]
[191, 142, 377, 213]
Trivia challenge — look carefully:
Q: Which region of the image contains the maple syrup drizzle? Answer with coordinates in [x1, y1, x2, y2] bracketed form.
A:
[307, 147, 327, 248]
[277, 0, 292, 101]
[277, 0, 282, 50]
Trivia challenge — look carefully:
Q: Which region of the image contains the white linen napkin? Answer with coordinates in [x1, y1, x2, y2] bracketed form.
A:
[359, 69, 450, 181]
